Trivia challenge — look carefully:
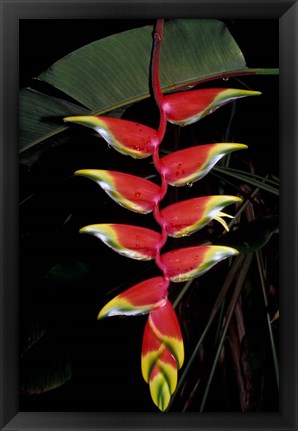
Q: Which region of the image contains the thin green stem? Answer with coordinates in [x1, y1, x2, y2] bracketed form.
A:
[199, 253, 254, 412]
[213, 166, 279, 196]
[173, 280, 194, 309]
[214, 299, 226, 346]
[223, 102, 236, 145]
[255, 250, 279, 390]
[227, 186, 262, 230]
[246, 67, 279, 75]
[216, 166, 279, 186]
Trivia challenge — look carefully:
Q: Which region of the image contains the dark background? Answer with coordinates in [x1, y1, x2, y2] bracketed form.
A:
[19, 19, 279, 412]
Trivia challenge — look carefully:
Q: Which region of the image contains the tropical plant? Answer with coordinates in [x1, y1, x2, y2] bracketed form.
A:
[19, 18, 279, 412]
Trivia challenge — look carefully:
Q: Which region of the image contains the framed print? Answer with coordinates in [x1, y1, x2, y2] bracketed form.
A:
[1, 1, 297, 430]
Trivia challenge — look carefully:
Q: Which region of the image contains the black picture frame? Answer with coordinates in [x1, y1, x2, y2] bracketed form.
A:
[1, 1, 297, 430]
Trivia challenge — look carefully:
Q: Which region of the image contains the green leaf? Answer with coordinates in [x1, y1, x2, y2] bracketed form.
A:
[19, 88, 90, 152]
[20, 19, 249, 152]
[38, 20, 247, 110]
[21, 322, 46, 358]
[21, 347, 72, 395]
[20, 325, 72, 395]
[45, 260, 92, 284]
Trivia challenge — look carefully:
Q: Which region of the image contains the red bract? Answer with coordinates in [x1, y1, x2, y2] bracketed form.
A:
[80, 224, 162, 260]
[64, 116, 159, 158]
[142, 320, 178, 412]
[162, 88, 261, 126]
[160, 195, 242, 237]
[142, 318, 163, 382]
[75, 169, 161, 213]
[161, 245, 239, 282]
[141, 300, 184, 411]
[98, 276, 168, 318]
[148, 300, 184, 368]
[148, 353, 177, 412]
[161, 143, 247, 186]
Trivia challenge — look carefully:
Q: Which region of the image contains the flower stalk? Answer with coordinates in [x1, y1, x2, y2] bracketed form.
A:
[64, 18, 261, 411]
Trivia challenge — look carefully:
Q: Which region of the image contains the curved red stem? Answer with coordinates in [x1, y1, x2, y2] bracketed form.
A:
[151, 19, 171, 280]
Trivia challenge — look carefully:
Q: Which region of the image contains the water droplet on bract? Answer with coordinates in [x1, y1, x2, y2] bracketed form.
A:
[124, 139, 128, 143]
[196, 162, 201, 167]
[136, 235, 140, 240]
[135, 192, 141, 198]
[135, 244, 140, 249]
[187, 182, 193, 187]
[135, 146, 141, 151]
[175, 259, 180, 263]
[177, 163, 182, 169]
[195, 255, 199, 260]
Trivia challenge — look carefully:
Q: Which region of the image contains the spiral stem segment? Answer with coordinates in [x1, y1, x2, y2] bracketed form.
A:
[151, 19, 171, 280]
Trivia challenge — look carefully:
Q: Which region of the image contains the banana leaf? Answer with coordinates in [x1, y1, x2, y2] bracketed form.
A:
[20, 19, 255, 154]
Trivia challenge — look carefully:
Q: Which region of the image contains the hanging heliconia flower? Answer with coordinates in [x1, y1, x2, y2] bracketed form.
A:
[66, 18, 260, 411]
